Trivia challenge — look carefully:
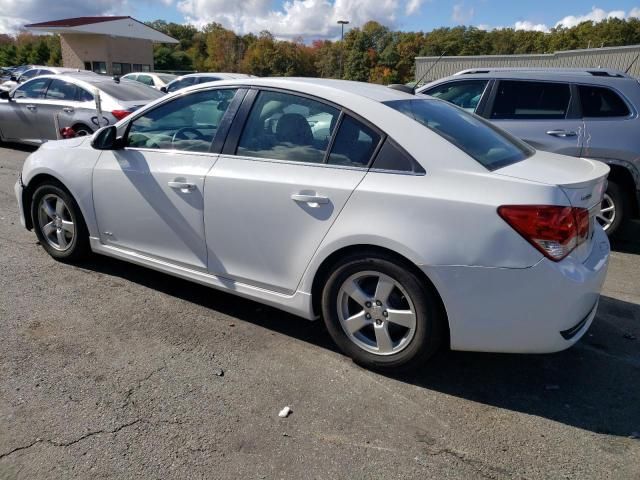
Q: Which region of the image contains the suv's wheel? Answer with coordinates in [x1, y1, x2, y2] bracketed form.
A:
[598, 181, 626, 236]
[321, 253, 445, 371]
[31, 183, 89, 262]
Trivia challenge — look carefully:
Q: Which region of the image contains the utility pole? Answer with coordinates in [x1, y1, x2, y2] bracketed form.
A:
[337, 20, 349, 79]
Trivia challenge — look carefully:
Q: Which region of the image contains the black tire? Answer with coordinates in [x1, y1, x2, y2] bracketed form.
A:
[30, 182, 90, 262]
[602, 181, 627, 237]
[321, 252, 446, 372]
[72, 124, 93, 137]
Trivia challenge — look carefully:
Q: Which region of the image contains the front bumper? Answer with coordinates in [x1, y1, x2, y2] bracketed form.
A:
[14, 176, 26, 229]
[424, 226, 610, 354]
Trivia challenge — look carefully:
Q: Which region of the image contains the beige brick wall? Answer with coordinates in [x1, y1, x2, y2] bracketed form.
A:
[60, 34, 154, 74]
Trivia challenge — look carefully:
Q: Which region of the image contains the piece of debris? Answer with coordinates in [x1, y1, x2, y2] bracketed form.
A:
[229, 323, 235, 327]
[213, 368, 224, 377]
[623, 333, 637, 340]
[282, 432, 290, 437]
[278, 406, 292, 418]
[545, 384, 560, 391]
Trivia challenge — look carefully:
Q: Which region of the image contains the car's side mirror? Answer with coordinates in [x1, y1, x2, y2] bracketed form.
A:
[0, 90, 10, 100]
[91, 125, 125, 150]
[9, 75, 16, 82]
[160, 86, 167, 93]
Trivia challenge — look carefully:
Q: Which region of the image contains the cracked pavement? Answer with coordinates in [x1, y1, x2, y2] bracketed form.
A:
[1, 145, 639, 479]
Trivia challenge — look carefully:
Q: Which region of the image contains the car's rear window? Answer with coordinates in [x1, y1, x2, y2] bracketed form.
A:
[384, 98, 534, 170]
[92, 80, 165, 101]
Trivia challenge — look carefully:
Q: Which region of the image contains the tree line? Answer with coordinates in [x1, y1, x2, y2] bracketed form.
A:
[3, 17, 640, 83]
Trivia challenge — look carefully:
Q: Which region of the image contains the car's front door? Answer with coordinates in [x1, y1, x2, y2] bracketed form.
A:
[0, 77, 51, 142]
[35, 78, 83, 140]
[486, 80, 585, 157]
[203, 89, 383, 293]
[92, 88, 241, 270]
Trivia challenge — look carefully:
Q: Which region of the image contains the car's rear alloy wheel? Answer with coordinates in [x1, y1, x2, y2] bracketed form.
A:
[597, 192, 616, 232]
[337, 271, 417, 355]
[31, 183, 89, 262]
[322, 253, 445, 371]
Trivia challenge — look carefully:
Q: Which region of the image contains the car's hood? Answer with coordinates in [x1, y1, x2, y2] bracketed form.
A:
[40, 136, 90, 150]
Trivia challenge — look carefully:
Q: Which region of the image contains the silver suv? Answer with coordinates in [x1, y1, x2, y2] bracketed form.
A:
[418, 68, 640, 235]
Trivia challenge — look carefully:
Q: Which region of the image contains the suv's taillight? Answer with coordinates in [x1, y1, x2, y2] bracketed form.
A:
[498, 205, 589, 261]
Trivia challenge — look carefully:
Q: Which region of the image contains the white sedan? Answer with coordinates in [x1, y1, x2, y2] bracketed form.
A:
[15, 78, 610, 370]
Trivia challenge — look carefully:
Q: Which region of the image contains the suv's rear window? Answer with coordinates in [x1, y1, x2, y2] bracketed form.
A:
[579, 85, 630, 117]
[384, 98, 534, 170]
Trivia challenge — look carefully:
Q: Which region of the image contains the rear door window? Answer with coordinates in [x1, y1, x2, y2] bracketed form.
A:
[166, 77, 196, 93]
[328, 115, 381, 167]
[237, 90, 340, 164]
[45, 79, 77, 101]
[423, 80, 488, 113]
[578, 85, 630, 117]
[490, 81, 571, 119]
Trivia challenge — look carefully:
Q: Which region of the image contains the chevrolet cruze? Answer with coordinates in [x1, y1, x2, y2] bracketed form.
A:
[15, 78, 610, 370]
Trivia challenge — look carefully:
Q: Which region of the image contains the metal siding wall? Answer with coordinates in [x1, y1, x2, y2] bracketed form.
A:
[416, 45, 640, 82]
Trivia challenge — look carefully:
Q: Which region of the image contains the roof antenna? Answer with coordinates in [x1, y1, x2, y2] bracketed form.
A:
[413, 50, 446, 93]
[388, 50, 446, 95]
[625, 54, 639, 74]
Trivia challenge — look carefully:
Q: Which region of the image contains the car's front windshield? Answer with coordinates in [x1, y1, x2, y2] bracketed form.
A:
[384, 98, 534, 171]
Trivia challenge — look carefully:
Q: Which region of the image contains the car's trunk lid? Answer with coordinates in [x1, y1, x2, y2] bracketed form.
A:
[494, 150, 609, 262]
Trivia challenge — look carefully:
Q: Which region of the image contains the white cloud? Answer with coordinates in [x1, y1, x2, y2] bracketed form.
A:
[405, 0, 423, 16]
[555, 7, 626, 29]
[451, 3, 474, 24]
[514, 20, 549, 33]
[177, 0, 401, 39]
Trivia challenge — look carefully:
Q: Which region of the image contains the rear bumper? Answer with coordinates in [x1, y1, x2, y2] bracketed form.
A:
[423, 226, 610, 354]
[14, 177, 26, 229]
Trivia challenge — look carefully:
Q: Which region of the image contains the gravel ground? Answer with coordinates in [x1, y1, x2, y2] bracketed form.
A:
[1, 144, 639, 479]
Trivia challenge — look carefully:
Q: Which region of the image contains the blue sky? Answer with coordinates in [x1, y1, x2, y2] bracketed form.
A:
[2, 1, 640, 38]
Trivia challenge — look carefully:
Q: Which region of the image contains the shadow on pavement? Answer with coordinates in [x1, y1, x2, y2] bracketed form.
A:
[79, 255, 640, 438]
[611, 219, 640, 255]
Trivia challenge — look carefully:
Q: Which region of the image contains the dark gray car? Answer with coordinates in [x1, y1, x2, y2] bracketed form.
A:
[418, 68, 640, 235]
[0, 73, 164, 145]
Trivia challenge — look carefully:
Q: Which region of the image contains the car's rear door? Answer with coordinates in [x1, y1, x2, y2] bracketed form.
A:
[92, 87, 243, 270]
[203, 89, 383, 293]
[0, 77, 51, 142]
[485, 79, 585, 157]
[35, 78, 82, 140]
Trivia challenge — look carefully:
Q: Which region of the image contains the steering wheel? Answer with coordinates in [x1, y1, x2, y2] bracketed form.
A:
[171, 127, 207, 146]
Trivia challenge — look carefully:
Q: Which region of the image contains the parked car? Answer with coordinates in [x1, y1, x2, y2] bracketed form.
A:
[15, 78, 610, 371]
[120, 72, 177, 90]
[418, 68, 640, 235]
[162, 72, 255, 94]
[0, 66, 87, 92]
[0, 73, 164, 145]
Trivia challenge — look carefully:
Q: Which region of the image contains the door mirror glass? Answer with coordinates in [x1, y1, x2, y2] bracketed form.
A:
[10, 75, 16, 82]
[92, 125, 122, 150]
[160, 86, 167, 93]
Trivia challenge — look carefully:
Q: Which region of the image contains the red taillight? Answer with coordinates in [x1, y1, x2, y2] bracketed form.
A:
[59, 127, 77, 139]
[111, 109, 132, 121]
[498, 205, 589, 261]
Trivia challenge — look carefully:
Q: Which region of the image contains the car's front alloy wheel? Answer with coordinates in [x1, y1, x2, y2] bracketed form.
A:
[31, 183, 89, 262]
[322, 253, 445, 371]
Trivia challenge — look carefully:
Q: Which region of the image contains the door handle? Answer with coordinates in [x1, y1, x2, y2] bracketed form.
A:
[168, 181, 196, 192]
[291, 192, 329, 205]
[62, 107, 74, 113]
[26, 104, 36, 111]
[546, 129, 577, 138]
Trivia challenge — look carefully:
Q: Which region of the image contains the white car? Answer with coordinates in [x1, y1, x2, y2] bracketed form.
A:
[0, 66, 88, 92]
[14, 78, 610, 370]
[120, 72, 177, 90]
[162, 73, 255, 93]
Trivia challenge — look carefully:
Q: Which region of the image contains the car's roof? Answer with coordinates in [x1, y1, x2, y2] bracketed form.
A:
[181, 72, 254, 80]
[419, 67, 638, 90]
[194, 77, 417, 103]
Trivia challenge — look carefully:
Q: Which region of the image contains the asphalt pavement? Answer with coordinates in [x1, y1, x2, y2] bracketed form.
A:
[0, 144, 639, 479]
